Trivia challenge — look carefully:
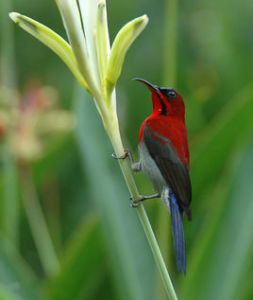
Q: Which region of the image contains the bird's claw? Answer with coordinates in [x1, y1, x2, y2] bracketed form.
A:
[112, 149, 129, 160]
[131, 202, 139, 208]
[130, 195, 145, 208]
[130, 193, 160, 207]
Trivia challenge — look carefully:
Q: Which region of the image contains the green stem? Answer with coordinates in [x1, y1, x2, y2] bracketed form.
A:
[2, 144, 19, 245]
[1, 0, 19, 245]
[107, 121, 178, 300]
[19, 165, 60, 277]
[137, 205, 177, 300]
[163, 0, 178, 87]
[156, 206, 171, 300]
[120, 158, 177, 300]
[0, 0, 16, 91]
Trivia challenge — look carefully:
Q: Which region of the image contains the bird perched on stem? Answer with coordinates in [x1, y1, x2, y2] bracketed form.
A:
[115, 78, 192, 273]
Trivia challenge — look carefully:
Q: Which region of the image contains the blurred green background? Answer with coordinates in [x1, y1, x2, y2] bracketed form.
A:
[1, 0, 253, 299]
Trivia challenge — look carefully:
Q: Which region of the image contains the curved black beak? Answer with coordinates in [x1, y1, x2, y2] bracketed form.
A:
[133, 78, 159, 93]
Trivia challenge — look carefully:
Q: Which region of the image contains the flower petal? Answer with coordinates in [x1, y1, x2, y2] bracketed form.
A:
[96, 1, 110, 84]
[9, 12, 89, 90]
[106, 15, 149, 96]
[55, 0, 98, 94]
[78, 0, 102, 85]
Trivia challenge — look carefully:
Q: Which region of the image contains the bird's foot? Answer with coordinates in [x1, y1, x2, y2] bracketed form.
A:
[112, 149, 129, 160]
[130, 193, 160, 207]
[112, 149, 141, 172]
[130, 195, 144, 207]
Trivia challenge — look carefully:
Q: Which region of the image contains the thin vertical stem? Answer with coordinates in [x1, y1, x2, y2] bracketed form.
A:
[163, 0, 178, 87]
[156, 206, 171, 300]
[42, 177, 62, 253]
[80, 5, 179, 298]
[137, 205, 178, 300]
[20, 165, 60, 277]
[0, 0, 17, 92]
[108, 125, 178, 300]
[116, 157, 178, 300]
[2, 144, 19, 245]
[0, 0, 19, 245]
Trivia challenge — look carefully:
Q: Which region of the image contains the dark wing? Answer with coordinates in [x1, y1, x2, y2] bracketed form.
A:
[143, 126, 192, 220]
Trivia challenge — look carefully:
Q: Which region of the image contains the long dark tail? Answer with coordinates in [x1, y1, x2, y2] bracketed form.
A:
[169, 191, 186, 274]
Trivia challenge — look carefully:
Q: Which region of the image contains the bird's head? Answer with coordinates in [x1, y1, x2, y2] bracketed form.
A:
[134, 78, 185, 118]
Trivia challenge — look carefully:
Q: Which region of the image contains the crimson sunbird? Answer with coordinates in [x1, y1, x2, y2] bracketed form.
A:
[116, 78, 192, 273]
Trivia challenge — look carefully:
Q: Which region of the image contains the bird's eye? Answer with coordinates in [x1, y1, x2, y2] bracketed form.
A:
[167, 90, 177, 98]
[159, 87, 177, 99]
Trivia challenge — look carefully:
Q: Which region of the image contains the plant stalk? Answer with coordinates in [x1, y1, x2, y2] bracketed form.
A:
[107, 120, 178, 300]
[19, 164, 60, 277]
[1, 0, 19, 245]
[163, 0, 178, 88]
[2, 144, 19, 245]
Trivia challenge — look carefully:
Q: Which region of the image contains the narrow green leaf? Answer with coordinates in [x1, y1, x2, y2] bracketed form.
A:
[47, 215, 106, 300]
[20, 167, 59, 277]
[162, 0, 178, 87]
[106, 15, 148, 95]
[78, 0, 102, 86]
[96, 1, 110, 85]
[55, 0, 98, 94]
[2, 144, 19, 247]
[1, 0, 17, 95]
[9, 12, 88, 90]
[0, 238, 42, 300]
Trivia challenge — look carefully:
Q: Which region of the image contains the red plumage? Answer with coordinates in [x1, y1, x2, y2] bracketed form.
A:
[139, 89, 189, 167]
[136, 78, 192, 220]
[134, 78, 192, 273]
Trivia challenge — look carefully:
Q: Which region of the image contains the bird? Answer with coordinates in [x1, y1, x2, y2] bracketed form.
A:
[115, 78, 192, 273]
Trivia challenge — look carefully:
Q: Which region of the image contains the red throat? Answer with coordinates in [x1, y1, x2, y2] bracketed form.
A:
[151, 90, 185, 118]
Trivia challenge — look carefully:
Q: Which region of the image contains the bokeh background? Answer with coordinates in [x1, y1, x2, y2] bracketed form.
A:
[0, 0, 253, 299]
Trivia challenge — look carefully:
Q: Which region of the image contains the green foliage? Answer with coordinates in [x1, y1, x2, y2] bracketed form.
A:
[73, 88, 155, 300]
[0, 239, 42, 300]
[47, 215, 106, 300]
[1, 0, 253, 299]
[182, 142, 253, 300]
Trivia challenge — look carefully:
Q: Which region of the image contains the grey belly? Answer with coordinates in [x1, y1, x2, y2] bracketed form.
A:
[138, 140, 167, 193]
[138, 141, 171, 213]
